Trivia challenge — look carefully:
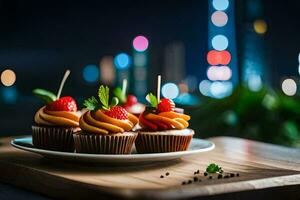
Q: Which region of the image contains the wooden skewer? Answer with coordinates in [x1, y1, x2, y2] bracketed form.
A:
[122, 79, 127, 97]
[56, 70, 71, 99]
[157, 75, 161, 102]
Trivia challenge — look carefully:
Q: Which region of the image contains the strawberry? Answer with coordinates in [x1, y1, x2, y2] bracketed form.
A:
[46, 96, 77, 112]
[157, 98, 175, 113]
[126, 94, 138, 106]
[104, 106, 128, 120]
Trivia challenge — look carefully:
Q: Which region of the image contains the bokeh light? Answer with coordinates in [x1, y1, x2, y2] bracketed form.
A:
[212, 0, 229, 11]
[199, 80, 212, 96]
[133, 35, 149, 52]
[83, 64, 99, 83]
[211, 11, 228, 27]
[282, 78, 297, 96]
[133, 52, 147, 67]
[253, 20, 267, 34]
[114, 53, 131, 69]
[161, 82, 179, 99]
[207, 66, 232, 81]
[298, 53, 300, 64]
[1, 69, 16, 87]
[247, 74, 262, 91]
[212, 35, 228, 51]
[184, 75, 197, 92]
[210, 81, 233, 99]
[207, 50, 231, 65]
[1, 86, 17, 104]
[100, 56, 115, 85]
[178, 82, 189, 93]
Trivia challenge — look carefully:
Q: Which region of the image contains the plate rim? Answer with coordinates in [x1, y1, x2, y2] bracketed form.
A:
[11, 136, 215, 159]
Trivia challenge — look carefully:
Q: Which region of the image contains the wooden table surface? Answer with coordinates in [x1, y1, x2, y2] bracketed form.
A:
[1, 136, 300, 200]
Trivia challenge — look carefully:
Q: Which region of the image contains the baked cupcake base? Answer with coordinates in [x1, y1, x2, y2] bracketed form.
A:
[135, 128, 194, 153]
[32, 125, 80, 152]
[73, 132, 137, 154]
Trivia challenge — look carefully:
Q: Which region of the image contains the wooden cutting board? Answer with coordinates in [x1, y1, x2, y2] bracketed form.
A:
[1, 136, 300, 200]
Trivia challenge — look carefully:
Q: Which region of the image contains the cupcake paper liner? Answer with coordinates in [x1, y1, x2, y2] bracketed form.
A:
[135, 129, 194, 153]
[32, 125, 79, 152]
[73, 132, 137, 154]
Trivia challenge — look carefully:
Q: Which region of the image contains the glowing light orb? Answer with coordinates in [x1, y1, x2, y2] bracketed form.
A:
[212, 0, 229, 11]
[83, 64, 99, 83]
[114, 53, 131, 69]
[178, 83, 189, 93]
[161, 83, 179, 99]
[1, 69, 16, 87]
[133, 52, 147, 67]
[100, 56, 115, 85]
[282, 78, 297, 96]
[211, 11, 228, 27]
[212, 35, 228, 51]
[1, 86, 17, 104]
[298, 65, 300, 76]
[199, 80, 212, 96]
[298, 53, 300, 64]
[184, 75, 197, 92]
[207, 50, 231, 65]
[253, 20, 267, 34]
[207, 66, 232, 81]
[247, 74, 262, 91]
[210, 81, 233, 99]
[133, 35, 149, 52]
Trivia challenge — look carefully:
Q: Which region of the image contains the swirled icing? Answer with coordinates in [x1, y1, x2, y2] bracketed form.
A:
[139, 111, 190, 131]
[79, 110, 139, 135]
[34, 106, 80, 127]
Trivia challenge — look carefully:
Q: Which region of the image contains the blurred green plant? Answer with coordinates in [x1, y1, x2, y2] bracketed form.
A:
[185, 85, 300, 147]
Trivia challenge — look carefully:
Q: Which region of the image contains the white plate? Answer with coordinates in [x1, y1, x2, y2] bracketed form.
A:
[11, 137, 214, 164]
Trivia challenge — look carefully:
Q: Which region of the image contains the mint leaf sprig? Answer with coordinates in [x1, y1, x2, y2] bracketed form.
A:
[146, 93, 158, 108]
[33, 88, 57, 104]
[83, 85, 119, 111]
[113, 87, 126, 104]
[206, 163, 223, 174]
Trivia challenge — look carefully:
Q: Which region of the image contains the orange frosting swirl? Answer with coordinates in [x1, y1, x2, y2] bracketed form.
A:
[139, 111, 190, 131]
[34, 106, 80, 127]
[79, 110, 139, 135]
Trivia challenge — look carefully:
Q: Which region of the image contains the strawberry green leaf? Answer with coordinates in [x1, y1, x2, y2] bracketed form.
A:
[83, 96, 99, 111]
[146, 93, 158, 108]
[113, 87, 126, 104]
[98, 85, 110, 110]
[33, 88, 57, 104]
[111, 97, 119, 107]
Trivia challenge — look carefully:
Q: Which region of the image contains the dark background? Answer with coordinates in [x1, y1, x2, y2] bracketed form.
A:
[1, 0, 300, 136]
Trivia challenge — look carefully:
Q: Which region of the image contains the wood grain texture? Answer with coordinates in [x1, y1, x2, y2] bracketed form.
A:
[1, 136, 300, 200]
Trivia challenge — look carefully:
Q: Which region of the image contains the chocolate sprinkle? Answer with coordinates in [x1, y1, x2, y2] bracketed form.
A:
[230, 173, 235, 177]
[218, 174, 223, 179]
[197, 170, 200, 174]
[204, 172, 208, 176]
[224, 175, 229, 178]
[182, 181, 186, 185]
[188, 180, 192, 184]
[209, 176, 213, 179]
[166, 172, 170, 176]
[160, 175, 164, 178]
[236, 173, 240, 177]
[193, 177, 198, 182]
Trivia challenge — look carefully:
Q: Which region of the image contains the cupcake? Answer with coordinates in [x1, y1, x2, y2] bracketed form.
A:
[74, 85, 139, 154]
[135, 93, 194, 153]
[32, 70, 80, 152]
[113, 79, 145, 117]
